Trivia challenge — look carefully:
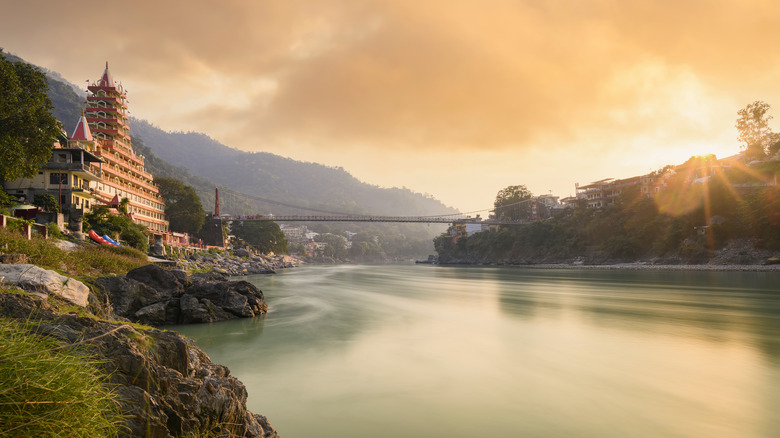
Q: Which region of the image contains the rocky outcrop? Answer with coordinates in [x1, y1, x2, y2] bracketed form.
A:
[94, 265, 268, 326]
[0, 264, 90, 306]
[0, 293, 279, 438]
[172, 251, 301, 276]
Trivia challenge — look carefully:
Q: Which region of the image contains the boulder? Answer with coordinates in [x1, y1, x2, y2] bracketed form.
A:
[94, 276, 163, 316]
[186, 280, 267, 318]
[126, 264, 187, 296]
[134, 301, 168, 326]
[96, 270, 267, 325]
[0, 264, 89, 306]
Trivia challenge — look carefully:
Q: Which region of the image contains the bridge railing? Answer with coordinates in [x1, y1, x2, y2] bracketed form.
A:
[218, 215, 527, 225]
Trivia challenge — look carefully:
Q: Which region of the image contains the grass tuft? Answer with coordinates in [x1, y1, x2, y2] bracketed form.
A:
[0, 318, 123, 437]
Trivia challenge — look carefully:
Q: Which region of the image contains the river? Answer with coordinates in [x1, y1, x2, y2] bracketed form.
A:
[173, 265, 780, 438]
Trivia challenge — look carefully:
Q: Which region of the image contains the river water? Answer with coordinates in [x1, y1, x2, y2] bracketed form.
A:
[174, 265, 780, 437]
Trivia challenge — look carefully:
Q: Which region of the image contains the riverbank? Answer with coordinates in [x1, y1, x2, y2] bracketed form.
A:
[437, 262, 780, 271]
[0, 228, 280, 437]
[171, 247, 303, 275]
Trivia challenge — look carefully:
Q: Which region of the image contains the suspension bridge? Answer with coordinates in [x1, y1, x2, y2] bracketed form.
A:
[217, 214, 527, 225]
[212, 187, 534, 225]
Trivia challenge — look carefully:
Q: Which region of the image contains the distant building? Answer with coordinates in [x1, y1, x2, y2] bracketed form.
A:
[279, 224, 307, 243]
[575, 176, 640, 208]
[529, 194, 560, 220]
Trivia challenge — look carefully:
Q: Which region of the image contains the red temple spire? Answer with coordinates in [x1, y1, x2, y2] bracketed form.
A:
[98, 61, 114, 87]
[70, 111, 93, 142]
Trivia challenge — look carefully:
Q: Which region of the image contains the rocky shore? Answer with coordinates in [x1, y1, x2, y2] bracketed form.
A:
[94, 264, 271, 326]
[171, 248, 302, 276]
[0, 292, 279, 437]
[0, 245, 292, 437]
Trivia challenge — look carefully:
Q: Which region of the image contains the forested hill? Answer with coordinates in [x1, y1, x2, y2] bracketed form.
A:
[129, 119, 456, 217]
[28, 54, 456, 217]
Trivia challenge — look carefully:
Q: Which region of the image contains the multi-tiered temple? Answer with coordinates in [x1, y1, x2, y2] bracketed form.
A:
[84, 63, 169, 236]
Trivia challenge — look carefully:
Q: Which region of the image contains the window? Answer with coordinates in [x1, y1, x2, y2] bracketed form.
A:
[49, 172, 67, 185]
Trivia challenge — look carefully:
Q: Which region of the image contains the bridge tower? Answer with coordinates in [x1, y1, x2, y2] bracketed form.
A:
[215, 188, 220, 216]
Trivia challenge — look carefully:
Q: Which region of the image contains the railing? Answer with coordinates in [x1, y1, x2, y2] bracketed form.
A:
[86, 95, 127, 108]
[47, 162, 102, 179]
[100, 165, 158, 193]
[86, 115, 129, 130]
[221, 215, 527, 225]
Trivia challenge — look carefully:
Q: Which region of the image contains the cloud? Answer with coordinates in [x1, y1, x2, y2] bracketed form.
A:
[3, 0, 780, 210]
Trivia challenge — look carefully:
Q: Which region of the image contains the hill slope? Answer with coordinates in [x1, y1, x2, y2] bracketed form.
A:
[129, 119, 455, 217]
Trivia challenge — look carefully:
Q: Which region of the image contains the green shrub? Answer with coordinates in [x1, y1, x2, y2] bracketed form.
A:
[0, 318, 122, 437]
[46, 222, 63, 239]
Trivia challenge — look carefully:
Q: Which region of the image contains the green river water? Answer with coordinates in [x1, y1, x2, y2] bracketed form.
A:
[173, 265, 780, 437]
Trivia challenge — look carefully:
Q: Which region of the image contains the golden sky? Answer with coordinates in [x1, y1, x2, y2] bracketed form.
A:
[3, 0, 780, 212]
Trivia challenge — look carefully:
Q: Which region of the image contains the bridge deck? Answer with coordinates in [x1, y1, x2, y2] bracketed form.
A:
[219, 215, 526, 225]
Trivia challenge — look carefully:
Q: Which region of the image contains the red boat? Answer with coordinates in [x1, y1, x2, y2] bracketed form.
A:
[88, 230, 111, 246]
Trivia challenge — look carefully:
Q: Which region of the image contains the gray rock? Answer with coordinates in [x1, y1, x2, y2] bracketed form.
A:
[134, 302, 168, 326]
[94, 276, 163, 316]
[126, 264, 187, 296]
[186, 280, 267, 318]
[0, 264, 89, 306]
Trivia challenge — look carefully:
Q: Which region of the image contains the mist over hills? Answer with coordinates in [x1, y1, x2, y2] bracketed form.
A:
[26, 53, 457, 221]
[129, 119, 456, 217]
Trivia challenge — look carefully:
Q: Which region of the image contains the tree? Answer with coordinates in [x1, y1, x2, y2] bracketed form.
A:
[231, 220, 288, 254]
[493, 185, 533, 221]
[0, 50, 63, 182]
[736, 101, 774, 159]
[315, 233, 348, 259]
[154, 177, 205, 234]
[33, 193, 58, 212]
[767, 132, 780, 157]
[84, 205, 149, 251]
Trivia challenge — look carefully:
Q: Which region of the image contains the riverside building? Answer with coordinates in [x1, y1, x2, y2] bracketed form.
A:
[84, 63, 169, 236]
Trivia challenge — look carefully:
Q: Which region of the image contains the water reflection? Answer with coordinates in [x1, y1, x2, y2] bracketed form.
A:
[487, 268, 780, 365]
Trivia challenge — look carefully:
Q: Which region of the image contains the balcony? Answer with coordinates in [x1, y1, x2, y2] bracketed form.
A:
[86, 95, 127, 109]
[87, 82, 127, 97]
[45, 162, 102, 180]
[97, 142, 144, 167]
[99, 175, 163, 203]
[101, 166, 158, 193]
[86, 116, 129, 130]
[92, 128, 131, 142]
[85, 106, 127, 117]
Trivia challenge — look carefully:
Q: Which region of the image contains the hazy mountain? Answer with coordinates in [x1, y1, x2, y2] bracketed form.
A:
[129, 119, 456, 217]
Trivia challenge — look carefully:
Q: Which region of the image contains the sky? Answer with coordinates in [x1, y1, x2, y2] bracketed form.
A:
[3, 0, 780, 213]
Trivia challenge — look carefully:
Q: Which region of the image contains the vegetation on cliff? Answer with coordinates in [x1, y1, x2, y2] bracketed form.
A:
[436, 157, 780, 265]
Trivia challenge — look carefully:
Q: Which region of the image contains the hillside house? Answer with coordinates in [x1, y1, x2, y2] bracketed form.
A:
[575, 176, 640, 208]
[3, 116, 104, 231]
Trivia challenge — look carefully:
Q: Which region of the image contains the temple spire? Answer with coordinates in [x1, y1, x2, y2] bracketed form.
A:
[70, 110, 93, 142]
[99, 61, 114, 87]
